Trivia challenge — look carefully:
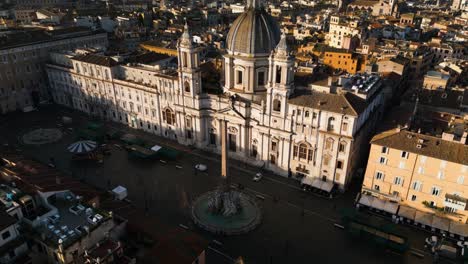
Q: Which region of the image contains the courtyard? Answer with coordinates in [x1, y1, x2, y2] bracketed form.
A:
[0, 106, 438, 264]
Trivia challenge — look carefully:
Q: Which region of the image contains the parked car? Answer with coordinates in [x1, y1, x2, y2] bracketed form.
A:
[195, 164, 207, 172]
[253, 172, 262, 182]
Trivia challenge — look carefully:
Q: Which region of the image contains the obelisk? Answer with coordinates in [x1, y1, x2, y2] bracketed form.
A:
[221, 119, 228, 182]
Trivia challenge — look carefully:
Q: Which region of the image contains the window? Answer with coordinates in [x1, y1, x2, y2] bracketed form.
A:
[162, 108, 175, 125]
[457, 175, 464, 185]
[308, 149, 313, 161]
[299, 144, 308, 159]
[437, 171, 444, 180]
[257, 71, 265, 86]
[342, 122, 348, 132]
[401, 151, 409, 159]
[431, 187, 441, 196]
[305, 111, 309, 117]
[184, 81, 190, 92]
[273, 99, 281, 112]
[1, 230, 10, 240]
[412, 181, 422, 191]
[236, 70, 243, 85]
[381, 147, 388, 154]
[411, 195, 417, 201]
[338, 142, 346, 152]
[375, 171, 384, 180]
[293, 145, 298, 158]
[417, 166, 424, 174]
[327, 117, 335, 131]
[337, 160, 343, 169]
[398, 161, 405, 169]
[420, 156, 427, 163]
[276, 66, 282, 83]
[379, 157, 387, 164]
[394, 176, 403, 185]
[271, 141, 277, 152]
[374, 185, 380, 191]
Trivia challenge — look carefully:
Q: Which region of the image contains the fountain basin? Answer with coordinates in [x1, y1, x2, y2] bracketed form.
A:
[192, 190, 262, 235]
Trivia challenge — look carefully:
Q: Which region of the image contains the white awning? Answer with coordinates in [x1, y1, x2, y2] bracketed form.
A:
[151, 145, 162, 152]
[397, 205, 416, 220]
[415, 211, 433, 226]
[311, 178, 322, 189]
[301, 177, 314, 186]
[449, 221, 468, 237]
[371, 198, 386, 211]
[358, 194, 374, 207]
[383, 201, 399, 214]
[321, 181, 334, 193]
[432, 216, 450, 231]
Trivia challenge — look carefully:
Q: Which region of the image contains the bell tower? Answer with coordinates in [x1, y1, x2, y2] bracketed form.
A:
[266, 32, 295, 117]
[177, 22, 201, 96]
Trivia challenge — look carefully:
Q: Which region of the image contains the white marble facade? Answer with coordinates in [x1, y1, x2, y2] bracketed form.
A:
[47, 10, 385, 191]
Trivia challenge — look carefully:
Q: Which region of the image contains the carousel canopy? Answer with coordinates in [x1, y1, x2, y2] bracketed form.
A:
[68, 140, 97, 154]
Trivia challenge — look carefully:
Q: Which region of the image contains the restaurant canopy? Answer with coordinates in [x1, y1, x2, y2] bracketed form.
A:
[67, 140, 97, 154]
[414, 211, 433, 226]
[449, 221, 468, 237]
[397, 205, 416, 220]
[432, 216, 450, 231]
[310, 178, 333, 193]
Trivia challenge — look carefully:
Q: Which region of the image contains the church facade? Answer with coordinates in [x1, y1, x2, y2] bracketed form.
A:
[46, 1, 386, 191]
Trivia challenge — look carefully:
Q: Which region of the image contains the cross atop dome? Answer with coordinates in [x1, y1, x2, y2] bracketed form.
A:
[179, 20, 192, 47]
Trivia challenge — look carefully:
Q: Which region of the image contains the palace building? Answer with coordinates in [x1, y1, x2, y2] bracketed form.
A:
[46, 0, 387, 191]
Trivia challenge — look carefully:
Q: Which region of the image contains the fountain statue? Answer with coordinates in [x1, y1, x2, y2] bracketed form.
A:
[191, 120, 262, 235]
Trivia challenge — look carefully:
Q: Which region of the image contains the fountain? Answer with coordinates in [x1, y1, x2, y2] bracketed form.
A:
[22, 128, 63, 145]
[191, 120, 262, 235]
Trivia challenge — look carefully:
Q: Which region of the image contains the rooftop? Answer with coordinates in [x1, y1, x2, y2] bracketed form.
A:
[0, 209, 16, 231]
[0, 27, 105, 50]
[371, 129, 468, 164]
[288, 90, 368, 116]
[0, 152, 101, 203]
[30, 191, 111, 249]
[72, 53, 119, 67]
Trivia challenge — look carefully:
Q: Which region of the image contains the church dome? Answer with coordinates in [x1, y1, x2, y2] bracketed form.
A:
[226, 2, 281, 55]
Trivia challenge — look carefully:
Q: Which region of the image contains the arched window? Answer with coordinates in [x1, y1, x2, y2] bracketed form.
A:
[162, 108, 175, 125]
[325, 137, 334, 150]
[276, 66, 282, 83]
[339, 141, 347, 152]
[184, 81, 190, 92]
[273, 99, 281, 112]
[328, 117, 335, 131]
[305, 111, 309, 117]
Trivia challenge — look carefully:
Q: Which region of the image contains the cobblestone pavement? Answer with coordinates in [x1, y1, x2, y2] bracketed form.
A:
[0, 106, 440, 264]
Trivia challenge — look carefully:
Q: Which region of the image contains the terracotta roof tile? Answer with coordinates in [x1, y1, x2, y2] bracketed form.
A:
[288, 90, 368, 116]
[371, 129, 468, 164]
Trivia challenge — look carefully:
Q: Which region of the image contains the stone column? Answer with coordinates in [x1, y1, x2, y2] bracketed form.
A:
[221, 119, 228, 179]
